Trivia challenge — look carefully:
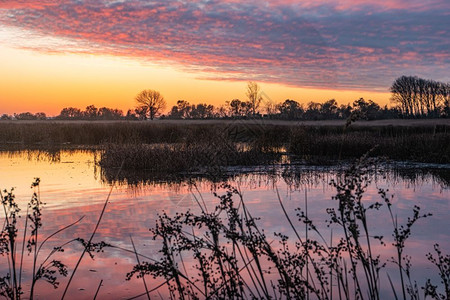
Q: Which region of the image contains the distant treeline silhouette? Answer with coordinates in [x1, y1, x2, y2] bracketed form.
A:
[391, 76, 449, 117]
[2, 76, 448, 121]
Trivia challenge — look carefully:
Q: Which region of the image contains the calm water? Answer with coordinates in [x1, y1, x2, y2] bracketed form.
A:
[0, 150, 448, 299]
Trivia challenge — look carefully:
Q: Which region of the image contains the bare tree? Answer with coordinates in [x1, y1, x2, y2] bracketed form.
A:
[135, 89, 166, 120]
[390, 76, 448, 117]
[246, 81, 263, 116]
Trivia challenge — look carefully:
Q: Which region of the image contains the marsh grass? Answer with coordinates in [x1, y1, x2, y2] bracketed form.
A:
[126, 156, 449, 300]
[288, 125, 449, 163]
[0, 121, 448, 163]
[99, 141, 281, 175]
[98, 122, 449, 175]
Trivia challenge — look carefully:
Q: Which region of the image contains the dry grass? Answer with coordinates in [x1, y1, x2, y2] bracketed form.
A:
[1, 118, 449, 126]
[1, 119, 448, 164]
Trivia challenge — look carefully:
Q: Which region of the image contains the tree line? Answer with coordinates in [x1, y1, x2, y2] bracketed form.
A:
[0, 98, 399, 121]
[1, 106, 126, 121]
[390, 76, 449, 117]
[2, 77, 448, 121]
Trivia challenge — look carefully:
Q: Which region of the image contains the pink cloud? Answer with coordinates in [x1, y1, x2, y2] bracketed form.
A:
[0, 0, 448, 91]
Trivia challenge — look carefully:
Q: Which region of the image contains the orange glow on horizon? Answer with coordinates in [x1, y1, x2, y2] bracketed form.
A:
[0, 44, 390, 116]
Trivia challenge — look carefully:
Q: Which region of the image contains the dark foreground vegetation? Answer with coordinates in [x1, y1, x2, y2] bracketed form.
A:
[1, 157, 449, 299]
[126, 156, 449, 300]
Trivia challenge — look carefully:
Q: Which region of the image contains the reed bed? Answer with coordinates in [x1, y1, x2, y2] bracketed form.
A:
[99, 142, 281, 175]
[289, 127, 450, 163]
[2, 120, 448, 164]
[99, 126, 449, 173]
[0, 121, 290, 146]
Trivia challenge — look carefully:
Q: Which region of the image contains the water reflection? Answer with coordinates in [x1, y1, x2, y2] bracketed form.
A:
[102, 160, 450, 193]
[3, 149, 449, 190]
[0, 150, 449, 299]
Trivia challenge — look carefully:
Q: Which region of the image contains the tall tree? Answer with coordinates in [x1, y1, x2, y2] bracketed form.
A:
[304, 102, 322, 120]
[276, 99, 303, 119]
[353, 98, 380, 120]
[135, 89, 166, 120]
[246, 81, 263, 116]
[321, 99, 338, 119]
[228, 99, 251, 117]
[391, 76, 448, 117]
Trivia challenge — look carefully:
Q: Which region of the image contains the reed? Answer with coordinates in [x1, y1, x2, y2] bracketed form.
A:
[99, 141, 281, 175]
[288, 126, 449, 163]
[1, 120, 448, 163]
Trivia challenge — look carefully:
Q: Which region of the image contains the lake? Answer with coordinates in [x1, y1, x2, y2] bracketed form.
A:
[0, 150, 448, 299]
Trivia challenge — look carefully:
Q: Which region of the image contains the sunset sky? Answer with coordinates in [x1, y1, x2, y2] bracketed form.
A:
[0, 0, 448, 115]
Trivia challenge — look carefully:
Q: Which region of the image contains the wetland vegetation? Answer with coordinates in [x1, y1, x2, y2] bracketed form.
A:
[1, 90, 449, 299]
[0, 119, 448, 166]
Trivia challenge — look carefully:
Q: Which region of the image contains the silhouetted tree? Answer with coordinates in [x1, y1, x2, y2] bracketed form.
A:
[441, 83, 450, 117]
[304, 102, 322, 120]
[0, 114, 12, 120]
[134, 106, 148, 120]
[215, 105, 229, 118]
[135, 89, 166, 120]
[321, 99, 339, 119]
[14, 112, 37, 120]
[190, 103, 215, 119]
[229, 99, 241, 117]
[228, 99, 251, 117]
[168, 100, 191, 119]
[178, 100, 192, 119]
[169, 106, 180, 119]
[246, 82, 263, 115]
[98, 107, 123, 120]
[35, 112, 47, 120]
[390, 76, 449, 117]
[84, 105, 98, 119]
[352, 98, 381, 120]
[263, 98, 277, 117]
[276, 99, 303, 119]
[337, 104, 352, 119]
[379, 105, 400, 119]
[125, 109, 138, 120]
[58, 107, 83, 119]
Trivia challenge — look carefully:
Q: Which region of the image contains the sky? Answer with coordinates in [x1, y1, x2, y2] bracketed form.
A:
[0, 0, 448, 115]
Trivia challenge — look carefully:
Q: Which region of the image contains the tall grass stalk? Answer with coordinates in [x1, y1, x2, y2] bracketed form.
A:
[61, 160, 124, 299]
[130, 235, 151, 300]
